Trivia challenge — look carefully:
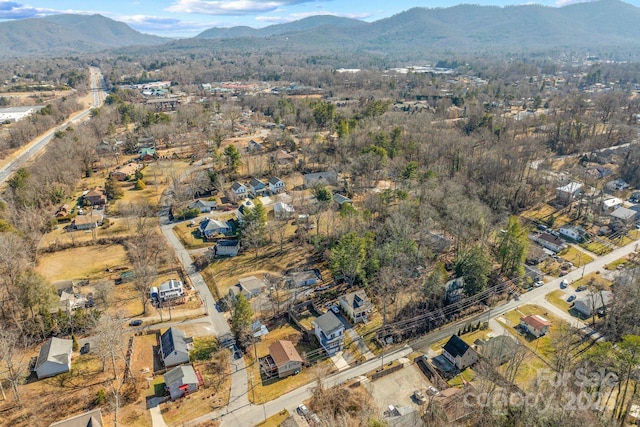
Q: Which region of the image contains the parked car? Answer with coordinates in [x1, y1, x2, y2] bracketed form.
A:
[129, 319, 143, 326]
[297, 404, 310, 416]
[413, 390, 427, 404]
[560, 279, 569, 289]
[534, 280, 544, 288]
[330, 305, 340, 314]
[567, 295, 577, 303]
[427, 385, 440, 396]
[80, 342, 90, 354]
[576, 285, 587, 292]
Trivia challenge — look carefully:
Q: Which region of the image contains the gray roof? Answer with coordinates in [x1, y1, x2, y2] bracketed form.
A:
[249, 177, 265, 188]
[339, 290, 372, 312]
[268, 176, 283, 185]
[314, 312, 343, 335]
[164, 365, 198, 387]
[35, 337, 72, 371]
[611, 207, 637, 221]
[48, 409, 103, 427]
[575, 290, 613, 315]
[333, 194, 352, 204]
[160, 327, 191, 358]
[188, 199, 217, 209]
[238, 276, 266, 293]
[231, 181, 246, 191]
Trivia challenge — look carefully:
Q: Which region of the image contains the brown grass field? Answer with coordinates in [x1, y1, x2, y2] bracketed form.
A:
[36, 244, 129, 281]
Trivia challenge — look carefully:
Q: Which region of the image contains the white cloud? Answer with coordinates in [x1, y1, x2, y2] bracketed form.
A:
[166, 0, 329, 16]
[554, 0, 593, 6]
[117, 14, 217, 36]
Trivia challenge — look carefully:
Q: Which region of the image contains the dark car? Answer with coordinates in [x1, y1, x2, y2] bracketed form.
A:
[129, 319, 143, 326]
[567, 294, 576, 303]
[80, 342, 90, 354]
[576, 285, 587, 292]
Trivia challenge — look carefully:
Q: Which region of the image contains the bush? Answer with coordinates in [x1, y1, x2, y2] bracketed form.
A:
[95, 388, 107, 405]
[72, 335, 79, 351]
[134, 179, 146, 190]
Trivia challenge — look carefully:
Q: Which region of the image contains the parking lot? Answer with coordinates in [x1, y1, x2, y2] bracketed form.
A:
[363, 362, 433, 414]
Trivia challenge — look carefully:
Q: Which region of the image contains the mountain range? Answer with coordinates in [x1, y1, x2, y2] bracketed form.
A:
[1, 0, 640, 59]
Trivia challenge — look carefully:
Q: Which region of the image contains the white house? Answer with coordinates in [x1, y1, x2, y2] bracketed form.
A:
[556, 182, 582, 204]
[442, 335, 478, 370]
[268, 177, 285, 194]
[574, 290, 613, 317]
[188, 199, 217, 213]
[164, 365, 200, 400]
[231, 182, 248, 200]
[313, 312, 344, 356]
[602, 197, 623, 212]
[231, 276, 266, 300]
[339, 290, 372, 324]
[290, 270, 320, 287]
[160, 327, 193, 368]
[530, 232, 566, 253]
[519, 315, 550, 338]
[559, 225, 585, 242]
[214, 239, 239, 257]
[605, 179, 630, 192]
[273, 202, 295, 219]
[157, 279, 184, 302]
[35, 337, 73, 379]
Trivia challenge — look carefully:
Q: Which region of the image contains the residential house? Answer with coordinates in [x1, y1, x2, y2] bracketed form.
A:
[273, 202, 295, 219]
[274, 149, 295, 165]
[574, 290, 613, 317]
[160, 327, 193, 368]
[313, 312, 344, 356]
[339, 290, 373, 324]
[605, 179, 630, 193]
[58, 289, 87, 312]
[110, 163, 141, 181]
[164, 365, 201, 400]
[48, 409, 103, 427]
[157, 279, 184, 302]
[73, 213, 103, 231]
[530, 232, 566, 253]
[524, 264, 543, 283]
[303, 171, 337, 189]
[231, 276, 266, 300]
[188, 199, 217, 213]
[268, 340, 303, 379]
[602, 197, 623, 213]
[247, 139, 263, 153]
[35, 337, 73, 379]
[290, 270, 320, 287]
[214, 239, 239, 257]
[526, 245, 549, 265]
[475, 335, 519, 366]
[556, 182, 582, 204]
[249, 178, 267, 197]
[237, 199, 255, 223]
[268, 177, 285, 194]
[610, 207, 637, 227]
[519, 315, 551, 338]
[333, 193, 352, 209]
[441, 335, 478, 370]
[55, 204, 69, 219]
[139, 147, 156, 161]
[231, 182, 248, 201]
[198, 218, 232, 239]
[559, 225, 586, 242]
[83, 187, 107, 207]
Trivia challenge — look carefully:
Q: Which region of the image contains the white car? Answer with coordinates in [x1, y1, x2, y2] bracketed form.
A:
[331, 305, 340, 314]
[427, 386, 440, 396]
[534, 280, 544, 288]
[297, 403, 309, 416]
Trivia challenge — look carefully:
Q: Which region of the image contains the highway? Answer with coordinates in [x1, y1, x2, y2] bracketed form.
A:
[0, 66, 107, 185]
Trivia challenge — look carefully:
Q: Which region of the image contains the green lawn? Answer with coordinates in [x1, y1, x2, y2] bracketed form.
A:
[448, 367, 475, 387]
[545, 289, 571, 311]
[499, 305, 566, 361]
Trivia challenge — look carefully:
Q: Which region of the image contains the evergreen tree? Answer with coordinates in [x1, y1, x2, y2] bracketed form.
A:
[231, 294, 253, 344]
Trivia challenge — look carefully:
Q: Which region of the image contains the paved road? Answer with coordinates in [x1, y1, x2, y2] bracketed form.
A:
[187, 345, 413, 427]
[0, 66, 107, 185]
[158, 215, 251, 415]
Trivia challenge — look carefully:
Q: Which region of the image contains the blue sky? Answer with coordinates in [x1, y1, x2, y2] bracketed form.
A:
[0, 0, 638, 38]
